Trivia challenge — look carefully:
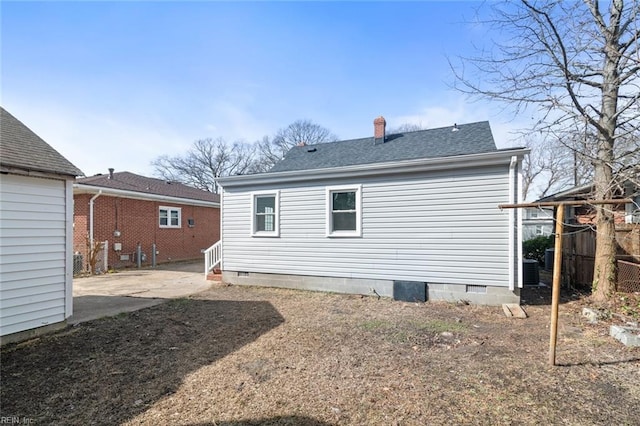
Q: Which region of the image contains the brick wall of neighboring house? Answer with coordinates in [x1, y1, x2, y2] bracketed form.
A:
[573, 205, 627, 225]
[74, 194, 220, 270]
[73, 195, 90, 260]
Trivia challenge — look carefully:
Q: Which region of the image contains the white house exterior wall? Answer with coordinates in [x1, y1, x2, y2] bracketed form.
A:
[522, 207, 555, 240]
[0, 174, 72, 338]
[221, 165, 515, 293]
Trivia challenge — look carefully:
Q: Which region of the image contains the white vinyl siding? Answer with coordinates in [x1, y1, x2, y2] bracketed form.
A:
[0, 174, 71, 336]
[221, 165, 513, 287]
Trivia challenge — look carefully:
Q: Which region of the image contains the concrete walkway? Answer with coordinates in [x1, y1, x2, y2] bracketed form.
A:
[70, 261, 212, 324]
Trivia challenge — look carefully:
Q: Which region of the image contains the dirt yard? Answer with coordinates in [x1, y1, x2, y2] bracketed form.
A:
[2, 284, 639, 425]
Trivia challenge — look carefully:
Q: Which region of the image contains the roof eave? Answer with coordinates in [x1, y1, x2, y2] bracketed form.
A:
[1, 164, 79, 180]
[536, 183, 595, 202]
[217, 148, 530, 189]
[73, 184, 220, 207]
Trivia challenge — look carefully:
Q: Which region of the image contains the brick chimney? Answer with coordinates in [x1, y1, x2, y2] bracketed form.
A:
[108, 168, 114, 179]
[374, 116, 386, 145]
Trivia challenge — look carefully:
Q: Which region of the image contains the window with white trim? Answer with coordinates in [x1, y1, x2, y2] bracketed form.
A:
[326, 185, 362, 237]
[159, 206, 181, 228]
[252, 191, 280, 236]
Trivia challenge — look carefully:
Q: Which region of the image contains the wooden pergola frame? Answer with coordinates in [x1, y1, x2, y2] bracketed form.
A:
[499, 198, 632, 366]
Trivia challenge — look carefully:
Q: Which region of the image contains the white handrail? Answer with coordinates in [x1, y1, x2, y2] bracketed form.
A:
[204, 240, 222, 278]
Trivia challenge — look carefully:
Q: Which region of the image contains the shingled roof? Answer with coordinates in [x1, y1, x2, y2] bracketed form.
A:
[269, 121, 498, 173]
[0, 107, 83, 177]
[76, 171, 220, 203]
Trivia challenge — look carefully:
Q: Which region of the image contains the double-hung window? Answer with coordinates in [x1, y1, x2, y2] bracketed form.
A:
[252, 191, 280, 237]
[159, 206, 181, 228]
[326, 185, 362, 237]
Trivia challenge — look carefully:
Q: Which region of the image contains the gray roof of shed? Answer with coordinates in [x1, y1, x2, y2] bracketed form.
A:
[269, 121, 498, 173]
[76, 171, 220, 203]
[0, 106, 83, 177]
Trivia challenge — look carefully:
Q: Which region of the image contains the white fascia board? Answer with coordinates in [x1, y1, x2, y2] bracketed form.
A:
[73, 184, 220, 208]
[217, 148, 530, 189]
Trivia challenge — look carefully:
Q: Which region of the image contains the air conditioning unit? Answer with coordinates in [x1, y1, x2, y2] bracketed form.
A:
[523, 259, 540, 287]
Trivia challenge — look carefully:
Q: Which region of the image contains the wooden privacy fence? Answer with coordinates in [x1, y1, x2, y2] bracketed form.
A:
[562, 225, 595, 289]
[562, 224, 640, 292]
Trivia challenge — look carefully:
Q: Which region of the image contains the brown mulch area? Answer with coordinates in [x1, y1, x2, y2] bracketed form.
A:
[1, 284, 639, 425]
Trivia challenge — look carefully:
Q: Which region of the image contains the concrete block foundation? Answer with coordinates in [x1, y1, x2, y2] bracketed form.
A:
[222, 271, 520, 306]
[0, 321, 68, 346]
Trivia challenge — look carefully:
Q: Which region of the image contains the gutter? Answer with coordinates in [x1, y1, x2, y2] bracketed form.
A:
[89, 190, 102, 249]
[217, 148, 530, 189]
[74, 184, 220, 208]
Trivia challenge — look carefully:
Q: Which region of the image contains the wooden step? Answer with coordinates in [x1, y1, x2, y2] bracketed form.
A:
[502, 303, 528, 318]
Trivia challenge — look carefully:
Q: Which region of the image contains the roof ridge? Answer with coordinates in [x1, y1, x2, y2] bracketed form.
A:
[301, 120, 490, 147]
[269, 120, 497, 174]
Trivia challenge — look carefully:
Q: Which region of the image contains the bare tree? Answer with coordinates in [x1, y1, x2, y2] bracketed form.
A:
[612, 129, 640, 189]
[522, 138, 574, 200]
[254, 135, 281, 173]
[387, 123, 427, 134]
[152, 138, 260, 193]
[523, 131, 595, 200]
[451, 0, 640, 301]
[525, 121, 640, 200]
[257, 119, 338, 170]
[152, 120, 337, 191]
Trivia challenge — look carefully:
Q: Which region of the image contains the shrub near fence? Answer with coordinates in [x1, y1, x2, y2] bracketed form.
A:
[523, 235, 555, 267]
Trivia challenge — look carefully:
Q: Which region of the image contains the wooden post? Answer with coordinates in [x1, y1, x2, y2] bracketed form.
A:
[549, 204, 564, 366]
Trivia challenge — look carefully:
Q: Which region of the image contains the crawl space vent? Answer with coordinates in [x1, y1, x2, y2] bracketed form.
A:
[466, 285, 487, 294]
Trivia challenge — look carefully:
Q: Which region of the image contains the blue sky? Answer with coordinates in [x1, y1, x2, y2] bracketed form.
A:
[2, 1, 527, 177]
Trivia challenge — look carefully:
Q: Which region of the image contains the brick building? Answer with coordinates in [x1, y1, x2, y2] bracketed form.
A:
[74, 169, 220, 271]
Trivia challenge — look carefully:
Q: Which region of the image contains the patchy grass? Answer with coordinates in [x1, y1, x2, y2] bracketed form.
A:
[1, 285, 639, 425]
[413, 318, 467, 333]
[360, 318, 393, 330]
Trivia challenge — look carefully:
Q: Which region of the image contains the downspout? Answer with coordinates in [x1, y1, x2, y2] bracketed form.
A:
[508, 156, 517, 291]
[218, 183, 224, 272]
[89, 190, 102, 249]
[517, 158, 524, 289]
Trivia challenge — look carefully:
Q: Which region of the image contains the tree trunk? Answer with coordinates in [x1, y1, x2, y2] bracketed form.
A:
[591, 123, 617, 302]
[592, 185, 617, 302]
[591, 0, 622, 302]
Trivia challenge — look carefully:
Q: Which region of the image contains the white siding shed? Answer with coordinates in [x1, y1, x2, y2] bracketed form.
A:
[0, 107, 82, 343]
[0, 174, 74, 336]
